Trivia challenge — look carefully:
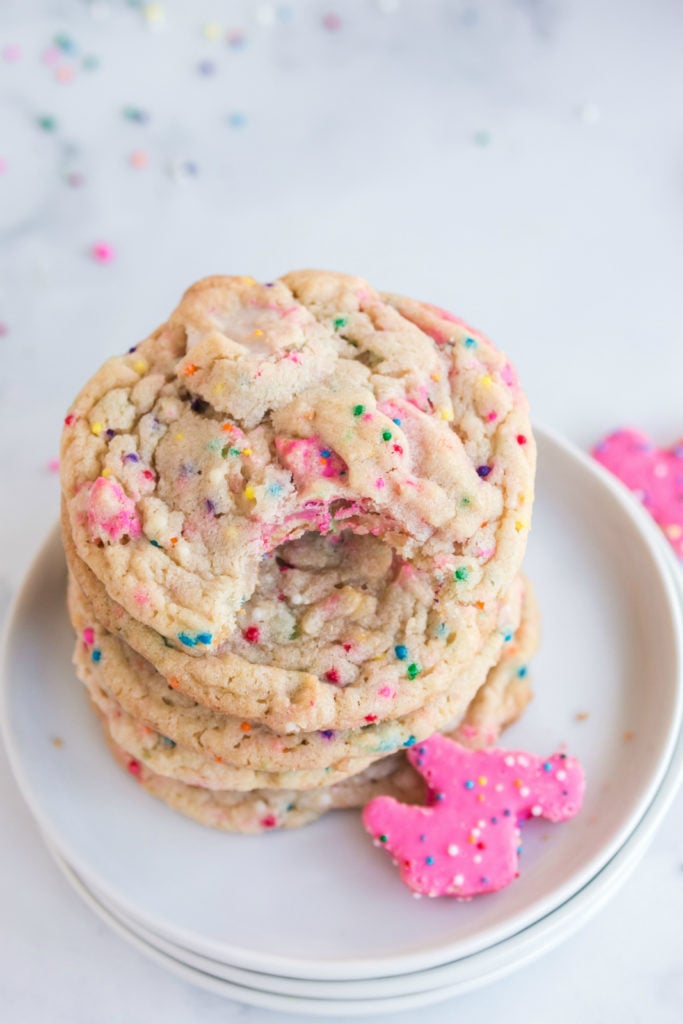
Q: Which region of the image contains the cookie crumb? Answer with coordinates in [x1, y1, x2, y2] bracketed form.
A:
[51, 736, 64, 748]
[575, 711, 590, 722]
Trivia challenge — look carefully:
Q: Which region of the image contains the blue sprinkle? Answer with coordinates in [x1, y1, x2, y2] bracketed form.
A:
[464, 780, 475, 790]
[195, 632, 213, 645]
[419, 834, 427, 843]
[320, 729, 335, 740]
[517, 666, 528, 678]
[91, 649, 102, 662]
[502, 630, 513, 642]
[394, 644, 408, 660]
[426, 856, 435, 865]
[124, 453, 139, 462]
[178, 633, 197, 647]
[503, 808, 511, 817]
[320, 449, 331, 458]
[436, 622, 447, 637]
[150, 539, 161, 548]
[464, 337, 477, 348]
[228, 112, 247, 128]
[480, 876, 489, 885]
[543, 761, 553, 772]
[418, 746, 427, 755]
[435, 792, 445, 802]
[477, 465, 491, 478]
[491, 816, 498, 824]
[160, 736, 176, 748]
[392, 418, 402, 426]
[403, 735, 417, 747]
[267, 482, 284, 496]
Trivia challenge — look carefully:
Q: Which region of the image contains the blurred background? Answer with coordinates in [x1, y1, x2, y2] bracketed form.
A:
[1, 3, 683, 1020]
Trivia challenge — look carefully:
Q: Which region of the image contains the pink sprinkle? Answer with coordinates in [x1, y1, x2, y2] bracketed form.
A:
[55, 65, 74, 84]
[362, 413, 374, 422]
[47, 457, 60, 473]
[378, 686, 394, 698]
[91, 242, 115, 264]
[133, 588, 149, 605]
[365, 714, 378, 723]
[260, 814, 277, 829]
[375, 478, 385, 489]
[487, 411, 498, 422]
[82, 627, 95, 645]
[243, 625, 260, 644]
[129, 149, 149, 169]
[64, 413, 75, 426]
[127, 759, 141, 776]
[325, 667, 341, 684]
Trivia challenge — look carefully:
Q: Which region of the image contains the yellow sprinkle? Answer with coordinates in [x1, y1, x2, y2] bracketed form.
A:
[252, 329, 264, 338]
[439, 408, 454, 421]
[91, 422, 103, 436]
[481, 375, 493, 388]
[203, 20, 222, 40]
[431, 372, 441, 382]
[174, 432, 185, 442]
[101, 467, 111, 478]
[239, 276, 256, 285]
[515, 521, 525, 532]
[242, 447, 253, 457]
[244, 485, 256, 500]
[133, 359, 148, 374]
[478, 776, 487, 786]
[212, 383, 225, 394]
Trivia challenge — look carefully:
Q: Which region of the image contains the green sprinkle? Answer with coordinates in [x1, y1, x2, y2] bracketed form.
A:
[353, 405, 365, 417]
[37, 115, 57, 132]
[454, 567, 470, 582]
[382, 430, 392, 441]
[379, 834, 388, 843]
[460, 496, 471, 507]
[221, 445, 241, 458]
[333, 316, 348, 330]
[407, 663, 421, 680]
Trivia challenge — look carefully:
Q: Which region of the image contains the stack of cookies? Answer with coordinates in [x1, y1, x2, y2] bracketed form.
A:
[60, 271, 537, 833]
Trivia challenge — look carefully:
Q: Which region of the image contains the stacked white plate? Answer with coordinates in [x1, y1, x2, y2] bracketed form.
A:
[2, 428, 683, 1017]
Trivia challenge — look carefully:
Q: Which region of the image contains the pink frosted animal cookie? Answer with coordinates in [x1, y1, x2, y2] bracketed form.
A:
[362, 734, 584, 898]
[593, 428, 683, 558]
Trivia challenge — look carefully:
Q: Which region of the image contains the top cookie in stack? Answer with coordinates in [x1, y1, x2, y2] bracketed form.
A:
[60, 270, 536, 831]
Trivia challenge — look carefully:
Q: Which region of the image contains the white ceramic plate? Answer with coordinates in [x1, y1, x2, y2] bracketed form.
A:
[46, 695, 683, 1020]
[2, 427, 682, 982]
[56, 514, 683, 1004]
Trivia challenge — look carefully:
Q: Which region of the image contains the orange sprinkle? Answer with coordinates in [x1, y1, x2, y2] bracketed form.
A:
[240, 722, 252, 732]
[514, 779, 523, 788]
[168, 677, 180, 690]
[477, 794, 486, 802]
[214, 755, 224, 763]
[183, 363, 199, 376]
[476, 600, 486, 610]
[170, 537, 178, 545]
[221, 423, 234, 432]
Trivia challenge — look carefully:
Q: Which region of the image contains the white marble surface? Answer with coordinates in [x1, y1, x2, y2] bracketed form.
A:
[1, 1, 682, 1021]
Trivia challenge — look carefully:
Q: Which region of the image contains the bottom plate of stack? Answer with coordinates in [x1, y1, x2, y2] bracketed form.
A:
[2, 427, 683, 1014]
